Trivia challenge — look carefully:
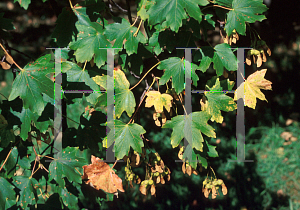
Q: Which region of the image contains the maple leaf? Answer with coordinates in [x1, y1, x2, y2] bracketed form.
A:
[82, 155, 125, 194]
[69, 7, 112, 68]
[203, 78, 237, 123]
[93, 68, 136, 118]
[0, 177, 15, 210]
[224, 0, 268, 36]
[104, 18, 147, 55]
[8, 54, 54, 116]
[234, 69, 272, 109]
[162, 111, 216, 152]
[145, 91, 173, 113]
[158, 57, 200, 94]
[147, 0, 209, 32]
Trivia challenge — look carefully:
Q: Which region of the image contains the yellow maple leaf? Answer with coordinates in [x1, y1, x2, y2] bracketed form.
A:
[234, 69, 272, 109]
[145, 91, 173, 113]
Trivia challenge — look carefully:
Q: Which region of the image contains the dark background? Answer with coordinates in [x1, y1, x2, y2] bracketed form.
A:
[1, 0, 300, 209]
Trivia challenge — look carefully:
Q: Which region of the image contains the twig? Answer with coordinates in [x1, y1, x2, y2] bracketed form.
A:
[111, 160, 117, 170]
[152, 73, 159, 92]
[130, 71, 140, 79]
[8, 47, 34, 61]
[178, 93, 187, 115]
[129, 62, 160, 91]
[131, 16, 139, 27]
[0, 92, 8, 100]
[133, 19, 143, 37]
[68, 0, 73, 9]
[0, 147, 13, 172]
[109, 0, 128, 13]
[128, 77, 156, 124]
[126, 0, 133, 24]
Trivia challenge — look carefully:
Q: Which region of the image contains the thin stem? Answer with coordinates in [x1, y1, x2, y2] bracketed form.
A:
[74, 167, 82, 176]
[131, 16, 139, 27]
[42, 155, 55, 160]
[129, 62, 160, 91]
[126, 0, 133, 24]
[30, 166, 40, 178]
[0, 147, 13, 172]
[31, 160, 37, 177]
[210, 166, 217, 179]
[41, 164, 49, 173]
[152, 74, 159, 92]
[133, 19, 143, 37]
[0, 92, 8, 100]
[109, 0, 128, 13]
[62, 114, 80, 125]
[69, 0, 74, 9]
[9, 47, 34, 61]
[82, 60, 87, 71]
[213, 4, 232, 10]
[111, 160, 117, 170]
[128, 77, 156, 124]
[178, 93, 187, 115]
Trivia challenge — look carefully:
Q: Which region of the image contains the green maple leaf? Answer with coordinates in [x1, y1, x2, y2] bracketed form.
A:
[5, 147, 32, 178]
[198, 44, 237, 75]
[69, 7, 112, 68]
[14, 0, 31, 10]
[203, 78, 236, 123]
[0, 114, 15, 147]
[225, 0, 268, 36]
[13, 176, 38, 209]
[11, 107, 52, 141]
[51, 8, 77, 47]
[8, 54, 54, 116]
[213, 43, 237, 76]
[61, 61, 99, 90]
[56, 185, 78, 210]
[147, 0, 209, 32]
[144, 31, 163, 55]
[162, 111, 216, 152]
[48, 147, 87, 188]
[207, 143, 218, 158]
[137, 0, 151, 20]
[158, 57, 200, 94]
[182, 141, 218, 169]
[104, 18, 147, 55]
[108, 120, 146, 159]
[0, 177, 16, 210]
[93, 69, 136, 118]
[182, 144, 208, 169]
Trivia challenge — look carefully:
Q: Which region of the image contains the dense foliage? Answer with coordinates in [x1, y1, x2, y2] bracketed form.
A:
[0, 0, 272, 209]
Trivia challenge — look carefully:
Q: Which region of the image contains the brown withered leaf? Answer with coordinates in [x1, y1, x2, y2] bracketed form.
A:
[82, 155, 125, 194]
